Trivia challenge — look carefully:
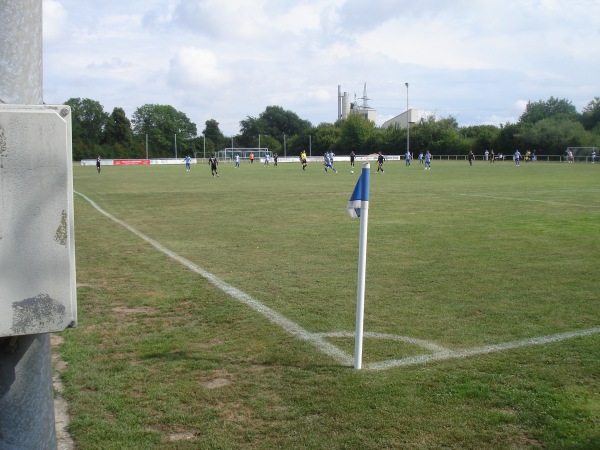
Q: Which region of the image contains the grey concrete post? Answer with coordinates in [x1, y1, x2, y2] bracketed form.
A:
[0, 1, 58, 449]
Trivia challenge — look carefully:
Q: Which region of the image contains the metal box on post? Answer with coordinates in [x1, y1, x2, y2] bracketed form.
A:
[0, 104, 76, 336]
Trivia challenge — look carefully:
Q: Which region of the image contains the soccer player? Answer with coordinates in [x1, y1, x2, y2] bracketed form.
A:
[249, 152, 254, 164]
[300, 150, 307, 170]
[350, 151, 356, 168]
[490, 149, 495, 163]
[405, 151, 411, 167]
[467, 150, 475, 166]
[424, 150, 431, 170]
[96, 155, 101, 173]
[418, 152, 424, 164]
[514, 150, 521, 166]
[264, 153, 270, 166]
[184, 154, 191, 171]
[274, 153, 278, 167]
[377, 151, 385, 173]
[324, 151, 337, 173]
[234, 153, 240, 168]
[209, 155, 219, 177]
[592, 149, 596, 164]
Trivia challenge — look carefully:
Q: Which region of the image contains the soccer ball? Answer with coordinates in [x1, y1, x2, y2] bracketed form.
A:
[351, 170, 354, 173]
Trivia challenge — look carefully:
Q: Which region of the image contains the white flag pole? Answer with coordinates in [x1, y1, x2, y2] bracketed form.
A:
[354, 162, 370, 369]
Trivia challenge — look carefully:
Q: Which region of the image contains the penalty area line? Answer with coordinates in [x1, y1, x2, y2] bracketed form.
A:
[75, 191, 353, 367]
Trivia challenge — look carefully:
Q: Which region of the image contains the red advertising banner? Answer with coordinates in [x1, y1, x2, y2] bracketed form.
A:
[113, 159, 150, 165]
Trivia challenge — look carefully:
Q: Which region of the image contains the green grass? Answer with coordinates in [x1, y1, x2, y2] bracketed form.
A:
[61, 159, 600, 449]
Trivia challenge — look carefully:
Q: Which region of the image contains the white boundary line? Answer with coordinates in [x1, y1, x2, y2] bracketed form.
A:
[76, 191, 600, 371]
[365, 328, 600, 370]
[75, 191, 353, 367]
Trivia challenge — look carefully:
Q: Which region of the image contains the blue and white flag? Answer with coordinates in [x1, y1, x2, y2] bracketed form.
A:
[346, 165, 370, 218]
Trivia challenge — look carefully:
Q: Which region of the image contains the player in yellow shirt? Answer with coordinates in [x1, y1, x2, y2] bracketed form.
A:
[300, 150, 307, 171]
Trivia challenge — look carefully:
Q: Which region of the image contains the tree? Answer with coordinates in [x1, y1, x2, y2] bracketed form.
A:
[131, 104, 197, 158]
[459, 125, 500, 152]
[65, 97, 109, 159]
[339, 115, 376, 154]
[286, 132, 313, 156]
[409, 115, 467, 155]
[240, 106, 312, 150]
[519, 97, 578, 125]
[263, 135, 283, 153]
[518, 117, 593, 154]
[379, 124, 406, 155]
[309, 123, 341, 156]
[580, 97, 600, 131]
[238, 116, 264, 148]
[202, 119, 226, 151]
[104, 107, 133, 148]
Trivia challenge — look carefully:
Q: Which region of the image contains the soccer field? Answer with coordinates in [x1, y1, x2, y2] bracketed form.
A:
[63, 159, 600, 448]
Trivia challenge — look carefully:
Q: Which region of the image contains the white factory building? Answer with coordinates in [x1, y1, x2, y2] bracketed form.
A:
[338, 84, 422, 129]
[381, 108, 421, 129]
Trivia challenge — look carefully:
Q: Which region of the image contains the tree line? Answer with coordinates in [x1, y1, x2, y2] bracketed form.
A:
[66, 96, 600, 161]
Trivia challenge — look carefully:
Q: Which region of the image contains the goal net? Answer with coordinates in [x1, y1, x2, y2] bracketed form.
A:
[565, 147, 598, 162]
[219, 148, 271, 163]
[566, 147, 598, 156]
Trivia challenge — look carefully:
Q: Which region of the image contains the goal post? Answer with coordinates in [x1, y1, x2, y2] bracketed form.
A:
[219, 148, 270, 163]
[565, 147, 598, 163]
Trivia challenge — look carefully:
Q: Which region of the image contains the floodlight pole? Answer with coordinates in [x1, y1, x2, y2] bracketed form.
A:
[0, 0, 58, 448]
[309, 135, 312, 157]
[405, 82, 410, 156]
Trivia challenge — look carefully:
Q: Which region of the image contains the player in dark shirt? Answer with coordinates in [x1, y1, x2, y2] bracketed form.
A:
[208, 156, 219, 177]
[377, 152, 385, 173]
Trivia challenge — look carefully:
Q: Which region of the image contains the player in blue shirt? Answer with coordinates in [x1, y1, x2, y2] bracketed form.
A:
[424, 150, 431, 170]
[184, 155, 191, 171]
[324, 152, 337, 173]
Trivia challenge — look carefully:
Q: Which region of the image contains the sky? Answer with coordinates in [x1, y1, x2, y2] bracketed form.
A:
[42, 0, 600, 136]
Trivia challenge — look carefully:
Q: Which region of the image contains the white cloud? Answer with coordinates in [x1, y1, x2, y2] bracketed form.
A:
[515, 100, 529, 112]
[168, 47, 231, 89]
[43, 0, 68, 43]
[41, 0, 600, 135]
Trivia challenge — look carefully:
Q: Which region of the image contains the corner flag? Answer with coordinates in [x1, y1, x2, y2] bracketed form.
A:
[347, 162, 370, 369]
[346, 165, 370, 218]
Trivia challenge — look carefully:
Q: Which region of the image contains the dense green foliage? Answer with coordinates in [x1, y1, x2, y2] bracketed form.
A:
[65, 96, 600, 160]
[131, 104, 197, 158]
